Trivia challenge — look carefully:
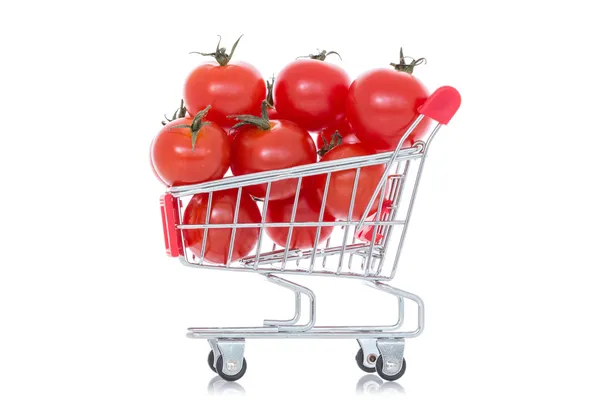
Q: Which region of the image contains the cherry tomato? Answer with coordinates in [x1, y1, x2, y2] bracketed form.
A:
[316, 119, 360, 150]
[183, 189, 261, 265]
[266, 190, 335, 249]
[151, 107, 230, 187]
[230, 105, 316, 200]
[184, 36, 266, 130]
[274, 51, 350, 132]
[311, 143, 385, 220]
[346, 49, 430, 152]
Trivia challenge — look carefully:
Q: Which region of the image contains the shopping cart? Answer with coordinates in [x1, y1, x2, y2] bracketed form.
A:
[159, 86, 461, 381]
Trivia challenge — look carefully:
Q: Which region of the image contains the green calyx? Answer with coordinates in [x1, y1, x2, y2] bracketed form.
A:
[168, 105, 212, 151]
[190, 34, 243, 66]
[227, 101, 271, 132]
[317, 130, 343, 157]
[390, 48, 426, 74]
[298, 49, 342, 61]
[162, 99, 187, 126]
[266, 75, 275, 108]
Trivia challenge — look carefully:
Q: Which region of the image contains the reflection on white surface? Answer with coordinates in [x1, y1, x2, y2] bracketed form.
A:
[205, 374, 404, 396]
[207, 376, 246, 396]
[356, 374, 405, 396]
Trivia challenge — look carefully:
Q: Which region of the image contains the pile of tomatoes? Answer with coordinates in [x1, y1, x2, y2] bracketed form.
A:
[150, 36, 431, 264]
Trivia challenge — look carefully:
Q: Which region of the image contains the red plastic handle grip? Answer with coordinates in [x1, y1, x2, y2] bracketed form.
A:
[418, 86, 461, 125]
[160, 193, 183, 257]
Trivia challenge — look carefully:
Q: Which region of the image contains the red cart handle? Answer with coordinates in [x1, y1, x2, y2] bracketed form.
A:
[160, 193, 183, 257]
[418, 86, 461, 125]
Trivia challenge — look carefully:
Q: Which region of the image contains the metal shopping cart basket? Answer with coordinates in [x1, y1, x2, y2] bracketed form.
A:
[159, 86, 461, 381]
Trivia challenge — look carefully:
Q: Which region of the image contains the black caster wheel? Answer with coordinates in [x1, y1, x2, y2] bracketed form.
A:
[375, 356, 406, 381]
[355, 348, 377, 373]
[207, 351, 216, 373]
[215, 355, 247, 382]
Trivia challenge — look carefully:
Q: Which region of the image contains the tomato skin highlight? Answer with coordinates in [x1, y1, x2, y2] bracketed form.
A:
[265, 190, 335, 249]
[274, 59, 350, 132]
[230, 120, 317, 201]
[183, 189, 261, 264]
[151, 118, 230, 187]
[346, 68, 430, 152]
[311, 143, 385, 221]
[184, 61, 266, 130]
[316, 119, 360, 150]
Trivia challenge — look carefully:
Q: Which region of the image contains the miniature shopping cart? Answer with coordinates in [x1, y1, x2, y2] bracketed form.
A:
[159, 86, 461, 381]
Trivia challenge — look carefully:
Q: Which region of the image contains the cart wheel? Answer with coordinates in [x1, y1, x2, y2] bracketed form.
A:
[355, 348, 376, 373]
[215, 355, 247, 382]
[375, 356, 406, 381]
[207, 351, 216, 373]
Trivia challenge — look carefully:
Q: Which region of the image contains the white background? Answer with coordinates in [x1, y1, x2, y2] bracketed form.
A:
[1, 0, 599, 398]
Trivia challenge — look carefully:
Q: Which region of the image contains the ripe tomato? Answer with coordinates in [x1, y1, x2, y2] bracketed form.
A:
[184, 36, 266, 130]
[151, 106, 230, 187]
[274, 51, 350, 132]
[266, 190, 335, 249]
[183, 189, 261, 265]
[311, 143, 385, 220]
[230, 104, 316, 200]
[316, 119, 360, 151]
[346, 49, 430, 152]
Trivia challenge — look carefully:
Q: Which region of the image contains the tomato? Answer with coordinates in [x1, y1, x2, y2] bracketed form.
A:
[184, 36, 266, 130]
[316, 119, 360, 151]
[311, 143, 385, 220]
[230, 103, 316, 200]
[266, 190, 335, 249]
[346, 49, 430, 152]
[274, 51, 350, 132]
[151, 106, 230, 186]
[183, 189, 261, 264]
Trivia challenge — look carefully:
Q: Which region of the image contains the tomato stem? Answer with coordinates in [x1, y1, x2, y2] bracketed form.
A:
[227, 101, 271, 132]
[168, 105, 212, 151]
[390, 48, 426, 74]
[189, 34, 243, 66]
[297, 49, 342, 61]
[317, 130, 343, 157]
[266, 75, 275, 108]
[162, 99, 187, 126]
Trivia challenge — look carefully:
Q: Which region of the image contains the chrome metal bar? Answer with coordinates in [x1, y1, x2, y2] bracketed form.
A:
[187, 282, 422, 339]
[390, 123, 443, 280]
[169, 147, 423, 197]
[365, 178, 388, 276]
[338, 167, 361, 274]
[253, 182, 272, 269]
[225, 187, 243, 267]
[263, 292, 301, 327]
[309, 172, 331, 271]
[178, 220, 406, 229]
[281, 177, 303, 270]
[262, 274, 316, 332]
[199, 192, 213, 263]
[357, 115, 425, 229]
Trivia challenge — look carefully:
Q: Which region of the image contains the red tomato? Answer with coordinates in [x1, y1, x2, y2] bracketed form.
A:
[346, 50, 430, 152]
[266, 190, 335, 249]
[230, 108, 316, 200]
[311, 143, 385, 220]
[274, 51, 350, 132]
[151, 107, 230, 187]
[183, 189, 261, 264]
[184, 36, 266, 130]
[316, 119, 360, 150]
